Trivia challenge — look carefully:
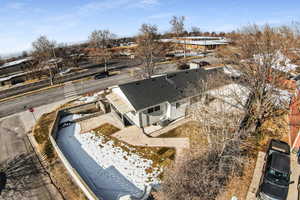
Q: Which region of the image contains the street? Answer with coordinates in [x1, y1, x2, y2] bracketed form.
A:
[0, 69, 136, 199]
[0, 73, 135, 118]
[0, 116, 61, 200]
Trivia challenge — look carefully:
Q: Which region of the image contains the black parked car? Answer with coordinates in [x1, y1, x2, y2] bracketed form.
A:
[94, 71, 109, 80]
[257, 139, 293, 200]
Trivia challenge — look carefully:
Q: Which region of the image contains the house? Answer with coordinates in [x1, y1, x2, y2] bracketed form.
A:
[0, 57, 32, 76]
[106, 68, 224, 128]
[161, 36, 229, 51]
[0, 73, 27, 86]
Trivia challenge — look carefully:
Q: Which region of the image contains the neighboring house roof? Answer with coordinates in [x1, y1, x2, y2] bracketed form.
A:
[119, 68, 223, 111]
[207, 83, 250, 111]
[0, 57, 32, 70]
[0, 71, 28, 82]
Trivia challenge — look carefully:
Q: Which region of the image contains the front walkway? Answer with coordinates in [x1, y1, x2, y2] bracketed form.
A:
[113, 126, 189, 149]
[112, 126, 189, 164]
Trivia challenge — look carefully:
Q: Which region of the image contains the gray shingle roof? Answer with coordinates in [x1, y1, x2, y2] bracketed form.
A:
[119, 68, 223, 111]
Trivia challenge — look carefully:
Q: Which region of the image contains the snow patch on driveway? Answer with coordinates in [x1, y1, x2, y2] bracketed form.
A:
[56, 114, 161, 200]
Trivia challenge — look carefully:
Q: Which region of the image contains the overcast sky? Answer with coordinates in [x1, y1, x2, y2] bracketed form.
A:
[0, 0, 300, 55]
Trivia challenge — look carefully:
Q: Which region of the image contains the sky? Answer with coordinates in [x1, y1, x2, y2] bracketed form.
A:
[0, 0, 300, 56]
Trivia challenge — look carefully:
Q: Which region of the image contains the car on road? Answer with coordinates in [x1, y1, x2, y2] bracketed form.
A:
[94, 71, 109, 80]
[256, 139, 293, 200]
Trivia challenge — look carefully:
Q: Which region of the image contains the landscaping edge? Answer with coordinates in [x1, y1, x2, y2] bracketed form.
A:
[48, 108, 100, 200]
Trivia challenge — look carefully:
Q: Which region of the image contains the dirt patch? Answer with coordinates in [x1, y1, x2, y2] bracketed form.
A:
[216, 155, 256, 200]
[93, 123, 120, 136]
[33, 111, 57, 161]
[217, 113, 289, 199]
[158, 121, 208, 149]
[50, 161, 87, 200]
[258, 114, 289, 148]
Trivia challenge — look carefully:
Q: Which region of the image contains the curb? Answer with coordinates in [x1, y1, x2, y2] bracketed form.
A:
[0, 83, 63, 103]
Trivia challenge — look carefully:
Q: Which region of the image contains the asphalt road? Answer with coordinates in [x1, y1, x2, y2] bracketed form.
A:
[0, 73, 135, 118]
[0, 116, 56, 200]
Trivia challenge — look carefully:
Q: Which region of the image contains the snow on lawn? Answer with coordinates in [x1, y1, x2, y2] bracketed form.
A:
[56, 115, 161, 200]
[77, 91, 104, 103]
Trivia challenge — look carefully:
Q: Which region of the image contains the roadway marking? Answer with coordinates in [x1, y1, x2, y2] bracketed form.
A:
[63, 82, 77, 98]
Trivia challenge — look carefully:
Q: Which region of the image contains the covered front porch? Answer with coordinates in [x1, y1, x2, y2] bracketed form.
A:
[106, 92, 135, 127]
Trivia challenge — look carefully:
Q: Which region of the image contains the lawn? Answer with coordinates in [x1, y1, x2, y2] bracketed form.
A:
[91, 126, 176, 178]
[93, 123, 120, 136]
[158, 121, 208, 149]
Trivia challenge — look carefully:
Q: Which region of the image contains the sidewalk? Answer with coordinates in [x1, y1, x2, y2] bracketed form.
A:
[246, 152, 265, 200]
[288, 153, 300, 200]
[113, 126, 189, 163]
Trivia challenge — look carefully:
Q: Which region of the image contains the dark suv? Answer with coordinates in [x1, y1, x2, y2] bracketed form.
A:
[94, 71, 109, 80]
[257, 139, 293, 200]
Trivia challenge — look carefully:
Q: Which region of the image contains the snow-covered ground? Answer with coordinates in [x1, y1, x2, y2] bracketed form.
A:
[56, 115, 161, 200]
[77, 94, 99, 103]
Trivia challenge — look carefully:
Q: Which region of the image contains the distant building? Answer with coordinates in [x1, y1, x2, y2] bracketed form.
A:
[0, 57, 32, 75]
[161, 36, 229, 51]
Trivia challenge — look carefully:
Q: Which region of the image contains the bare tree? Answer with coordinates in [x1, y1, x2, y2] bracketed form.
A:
[88, 29, 116, 72]
[160, 24, 297, 200]
[135, 23, 169, 79]
[190, 26, 201, 36]
[159, 73, 249, 200]
[0, 153, 46, 199]
[31, 36, 58, 85]
[170, 16, 186, 36]
[21, 51, 28, 58]
[170, 16, 187, 58]
[218, 24, 297, 135]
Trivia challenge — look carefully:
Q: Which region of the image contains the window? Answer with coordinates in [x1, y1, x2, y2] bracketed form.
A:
[154, 106, 160, 111]
[148, 106, 160, 113]
[148, 108, 154, 113]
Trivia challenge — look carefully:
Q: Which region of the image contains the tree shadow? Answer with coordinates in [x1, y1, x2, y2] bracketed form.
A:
[0, 152, 47, 199]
